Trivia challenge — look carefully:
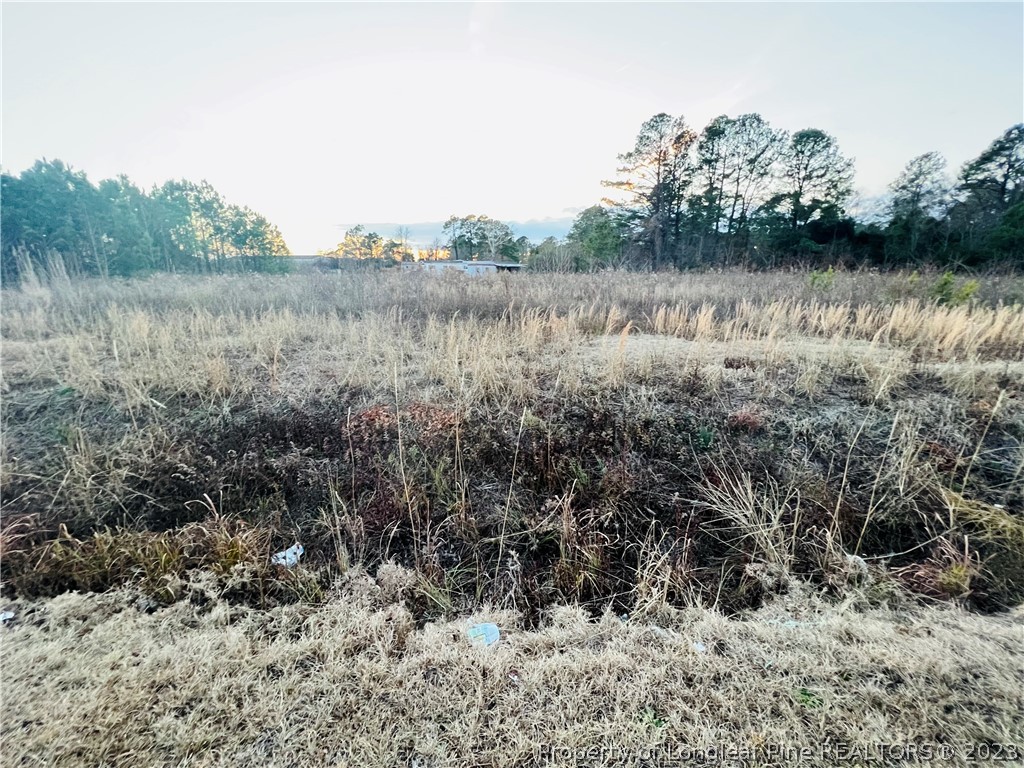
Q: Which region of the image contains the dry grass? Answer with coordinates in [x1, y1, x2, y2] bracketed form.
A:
[2, 276, 1022, 414]
[2, 269, 1022, 609]
[2, 268, 1023, 765]
[1, 578, 1021, 768]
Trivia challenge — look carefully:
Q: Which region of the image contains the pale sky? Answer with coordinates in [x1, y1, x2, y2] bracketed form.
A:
[3, 2, 1022, 253]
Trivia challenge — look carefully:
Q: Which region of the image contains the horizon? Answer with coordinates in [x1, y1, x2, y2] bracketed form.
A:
[3, 2, 1022, 253]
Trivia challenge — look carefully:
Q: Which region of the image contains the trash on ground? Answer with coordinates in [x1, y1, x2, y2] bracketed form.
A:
[134, 596, 160, 614]
[0, 610, 14, 625]
[767, 617, 821, 629]
[692, 641, 708, 653]
[844, 553, 870, 582]
[467, 623, 500, 647]
[271, 543, 304, 567]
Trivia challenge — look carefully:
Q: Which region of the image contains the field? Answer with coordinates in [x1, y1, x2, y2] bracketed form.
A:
[2, 268, 1023, 766]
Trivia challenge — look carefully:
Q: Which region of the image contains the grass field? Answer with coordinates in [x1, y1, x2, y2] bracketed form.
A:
[2, 268, 1023, 765]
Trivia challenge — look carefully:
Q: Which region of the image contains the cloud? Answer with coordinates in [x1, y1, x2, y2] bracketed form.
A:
[468, 2, 502, 56]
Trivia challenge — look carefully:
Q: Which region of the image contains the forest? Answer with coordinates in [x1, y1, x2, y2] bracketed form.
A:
[546, 115, 1023, 272]
[0, 165, 290, 282]
[1, 114, 1021, 283]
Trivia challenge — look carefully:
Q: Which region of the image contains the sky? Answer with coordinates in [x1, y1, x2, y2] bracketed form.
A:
[3, 2, 1022, 253]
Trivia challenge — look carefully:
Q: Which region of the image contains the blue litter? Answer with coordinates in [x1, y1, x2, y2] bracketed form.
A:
[467, 623, 500, 647]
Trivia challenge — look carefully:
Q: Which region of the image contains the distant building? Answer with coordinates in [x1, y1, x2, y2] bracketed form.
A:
[279, 256, 395, 271]
[282, 256, 331, 271]
[400, 260, 523, 276]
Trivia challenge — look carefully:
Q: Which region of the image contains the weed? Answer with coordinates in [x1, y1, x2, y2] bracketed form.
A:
[640, 706, 667, 729]
[930, 271, 980, 307]
[795, 687, 823, 709]
[808, 266, 836, 292]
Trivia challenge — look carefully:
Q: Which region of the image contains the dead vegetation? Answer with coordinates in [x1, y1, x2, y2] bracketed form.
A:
[1, 580, 1022, 767]
[1, 268, 1023, 765]
[3, 269, 1022, 617]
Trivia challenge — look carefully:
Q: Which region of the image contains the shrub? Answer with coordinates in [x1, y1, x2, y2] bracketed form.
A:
[930, 271, 980, 306]
[808, 266, 836, 292]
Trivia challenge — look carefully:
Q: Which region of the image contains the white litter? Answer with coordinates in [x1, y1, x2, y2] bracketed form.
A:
[767, 617, 821, 630]
[650, 626, 671, 640]
[0, 611, 14, 625]
[692, 641, 708, 653]
[271, 543, 304, 568]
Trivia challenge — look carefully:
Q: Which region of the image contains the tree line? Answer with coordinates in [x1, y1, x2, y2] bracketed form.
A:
[541, 116, 1022, 271]
[441, 215, 532, 262]
[1, 160, 290, 282]
[319, 216, 533, 264]
[318, 225, 413, 261]
[3, 118, 1020, 283]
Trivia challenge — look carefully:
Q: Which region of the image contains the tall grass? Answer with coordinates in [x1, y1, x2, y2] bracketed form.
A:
[2, 269, 1023, 615]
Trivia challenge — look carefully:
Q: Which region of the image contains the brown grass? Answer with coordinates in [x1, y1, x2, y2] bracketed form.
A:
[2, 268, 1023, 764]
[1, 578, 1021, 767]
[2, 269, 1022, 610]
